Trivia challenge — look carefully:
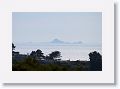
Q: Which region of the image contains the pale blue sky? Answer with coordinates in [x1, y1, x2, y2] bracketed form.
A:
[12, 12, 102, 45]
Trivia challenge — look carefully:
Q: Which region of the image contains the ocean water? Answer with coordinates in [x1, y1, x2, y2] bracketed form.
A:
[15, 44, 102, 61]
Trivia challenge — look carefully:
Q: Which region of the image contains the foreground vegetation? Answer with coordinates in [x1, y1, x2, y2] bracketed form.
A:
[12, 43, 102, 71]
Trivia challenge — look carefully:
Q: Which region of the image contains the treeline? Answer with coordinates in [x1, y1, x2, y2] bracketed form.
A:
[12, 43, 102, 71]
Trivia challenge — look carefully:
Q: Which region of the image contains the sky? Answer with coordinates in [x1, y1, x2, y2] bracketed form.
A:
[12, 12, 102, 45]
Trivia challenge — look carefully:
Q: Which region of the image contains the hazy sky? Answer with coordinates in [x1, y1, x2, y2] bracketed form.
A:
[12, 12, 102, 45]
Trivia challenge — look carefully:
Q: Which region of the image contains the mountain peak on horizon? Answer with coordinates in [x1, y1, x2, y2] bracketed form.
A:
[51, 38, 65, 43]
[50, 38, 82, 44]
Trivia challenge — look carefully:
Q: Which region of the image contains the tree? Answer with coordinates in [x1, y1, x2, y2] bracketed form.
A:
[30, 51, 36, 59]
[36, 49, 45, 59]
[89, 51, 102, 71]
[30, 49, 45, 60]
[12, 43, 16, 51]
[48, 51, 61, 60]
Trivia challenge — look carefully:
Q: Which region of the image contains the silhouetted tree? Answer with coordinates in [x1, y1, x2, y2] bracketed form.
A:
[30, 49, 45, 60]
[12, 43, 15, 51]
[89, 51, 102, 71]
[45, 55, 50, 60]
[30, 51, 36, 59]
[48, 51, 61, 60]
[36, 49, 45, 59]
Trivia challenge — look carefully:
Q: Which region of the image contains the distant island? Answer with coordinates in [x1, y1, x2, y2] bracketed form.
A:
[50, 38, 82, 44]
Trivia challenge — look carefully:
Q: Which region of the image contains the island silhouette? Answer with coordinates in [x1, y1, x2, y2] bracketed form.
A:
[50, 38, 82, 44]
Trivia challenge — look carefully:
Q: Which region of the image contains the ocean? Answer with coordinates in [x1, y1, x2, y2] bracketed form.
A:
[14, 44, 102, 61]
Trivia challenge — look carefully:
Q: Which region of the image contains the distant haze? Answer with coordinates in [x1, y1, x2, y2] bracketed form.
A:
[12, 12, 102, 45]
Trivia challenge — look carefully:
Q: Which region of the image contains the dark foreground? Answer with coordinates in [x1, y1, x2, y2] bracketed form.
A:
[12, 51, 102, 71]
[13, 57, 91, 71]
[12, 43, 102, 71]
